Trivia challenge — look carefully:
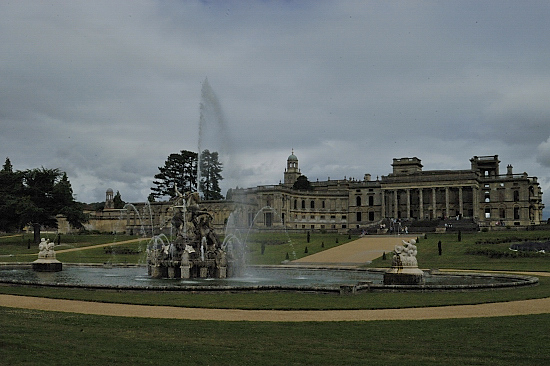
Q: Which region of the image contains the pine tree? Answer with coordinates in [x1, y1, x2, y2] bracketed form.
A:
[199, 149, 224, 200]
[151, 150, 198, 199]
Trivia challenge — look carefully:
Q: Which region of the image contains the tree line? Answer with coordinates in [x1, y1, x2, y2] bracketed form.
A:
[0, 158, 87, 242]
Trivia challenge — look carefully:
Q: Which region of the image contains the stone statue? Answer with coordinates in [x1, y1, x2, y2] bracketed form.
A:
[384, 238, 424, 285]
[38, 238, 56, 259]
[392, 239, 418, 268]
[33, 238, 62, 272]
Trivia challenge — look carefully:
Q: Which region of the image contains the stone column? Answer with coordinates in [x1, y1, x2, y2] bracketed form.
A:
[459, 187, 463, 217]
[393, 190, 398, 218]
[419, 188, 424, 219]
[381, 189, 385, 219]
[432, 188, 437, 219]
[445, 187, 450, 219]
[472, 186, 479, 220]
[406, 189, 411, 219]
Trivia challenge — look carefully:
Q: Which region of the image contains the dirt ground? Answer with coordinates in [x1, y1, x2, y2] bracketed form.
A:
[1, 235, 548, 322]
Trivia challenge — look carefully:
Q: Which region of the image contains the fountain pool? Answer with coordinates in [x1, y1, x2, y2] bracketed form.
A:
[0, 264, 538, 294]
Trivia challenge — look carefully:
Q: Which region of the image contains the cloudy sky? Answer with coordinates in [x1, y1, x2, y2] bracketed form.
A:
[1, 1, 550, 217]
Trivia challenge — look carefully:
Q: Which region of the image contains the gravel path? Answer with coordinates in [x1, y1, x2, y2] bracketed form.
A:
[1, 235, 548, 322]
[0, 295, 548, 322]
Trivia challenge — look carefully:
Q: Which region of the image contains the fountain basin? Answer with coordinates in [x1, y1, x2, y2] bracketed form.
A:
[0, 264, 538, 294]
[31, 259, 62, 272]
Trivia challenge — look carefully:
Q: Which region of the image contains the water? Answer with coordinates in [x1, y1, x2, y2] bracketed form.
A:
[198, 78, 232, 198]
[0, 266, 528, 290]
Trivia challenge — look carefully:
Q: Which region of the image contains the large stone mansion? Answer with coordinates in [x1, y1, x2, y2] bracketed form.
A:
[229, 152, 544, 232]
[60, 152, 544, 235]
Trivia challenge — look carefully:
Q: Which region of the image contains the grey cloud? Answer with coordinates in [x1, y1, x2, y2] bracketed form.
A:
[1, 1, 549, 216]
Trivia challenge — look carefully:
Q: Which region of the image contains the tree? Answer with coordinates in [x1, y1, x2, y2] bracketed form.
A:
[292, 175, 312, 191]
[0, 158, 24, 232]
[18, 168, 87, 243]
[151, 150, 198, 200]
[199, 149, 224, 200]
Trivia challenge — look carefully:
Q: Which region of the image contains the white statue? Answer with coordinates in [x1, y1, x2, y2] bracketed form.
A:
[38, 238, 56, 259]
[392, 239, 418, 268]
[38, 238, 48, 258]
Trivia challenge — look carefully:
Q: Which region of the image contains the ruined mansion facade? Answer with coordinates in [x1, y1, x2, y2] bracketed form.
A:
[229, 153, 544, 232]
[61, 152, 544, 235]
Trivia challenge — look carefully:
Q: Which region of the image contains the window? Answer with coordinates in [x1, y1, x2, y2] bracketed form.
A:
[368, 196, 374, 206]
[322, 201, 325, 209]
[294, 200, 297, 210]
[302, 200, 305, 209]
[310, 200, 315, 209]
[356, 196, 361, 206]
[514, 207, 520, 220]
[484, 191, 490, 203]
[513, 191, 520, 202]
[369, 211, 375, 221]
[485, 207, 491, 218]
[356, 212, 362, 222]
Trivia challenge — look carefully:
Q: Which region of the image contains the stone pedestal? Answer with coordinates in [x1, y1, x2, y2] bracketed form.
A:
[218, 266, 227, 279]
[200, 267, 208, 278]
[167, 266, 176, 279]
[32, 259, 62, 272]
[384, 267, 424, 285]
[180, 265, 190, 279]
[150, 265, 162, 279]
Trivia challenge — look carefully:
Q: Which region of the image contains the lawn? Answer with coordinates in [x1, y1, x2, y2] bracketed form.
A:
[0, 307, 548, 366]
[370, 230, 550, 272]
[1, 230, 549, 365]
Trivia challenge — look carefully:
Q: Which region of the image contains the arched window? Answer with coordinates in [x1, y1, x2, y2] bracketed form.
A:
[356, 212, 362, 222]
[356, 196, 361, 206]
[294, 200, 297, 210]
[310, 200, 315, 209]
[302, 200, 306, 209]
[368, 196, 374, 206]
[513, 190, 520, 202]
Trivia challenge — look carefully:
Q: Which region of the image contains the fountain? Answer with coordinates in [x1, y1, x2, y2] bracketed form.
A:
[383, 239, 424, 285]
[32, 238, 62, 272]
[146, 185, 233, 279]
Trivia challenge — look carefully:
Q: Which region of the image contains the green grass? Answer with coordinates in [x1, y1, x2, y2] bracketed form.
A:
[1, 230, 550, 365]
[1, 275, 549, 310]
[370, 231, 550, 272]
[0, 233, 141, 263]
[0, 232, 352, 265]
[0, 308, 548, 365]
[246, 231, 353, 264]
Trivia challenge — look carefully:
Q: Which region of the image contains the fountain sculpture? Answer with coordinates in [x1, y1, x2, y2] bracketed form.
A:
[383, 239, 424, 285]
[146, 185, 235, 279]
[32, 238, 62, 272]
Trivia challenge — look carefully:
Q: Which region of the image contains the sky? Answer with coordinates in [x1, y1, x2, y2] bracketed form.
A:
[1, 1, 550, 217]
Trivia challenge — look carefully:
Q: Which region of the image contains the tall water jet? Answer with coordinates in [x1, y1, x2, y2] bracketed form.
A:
[198, 78, 231, 199]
